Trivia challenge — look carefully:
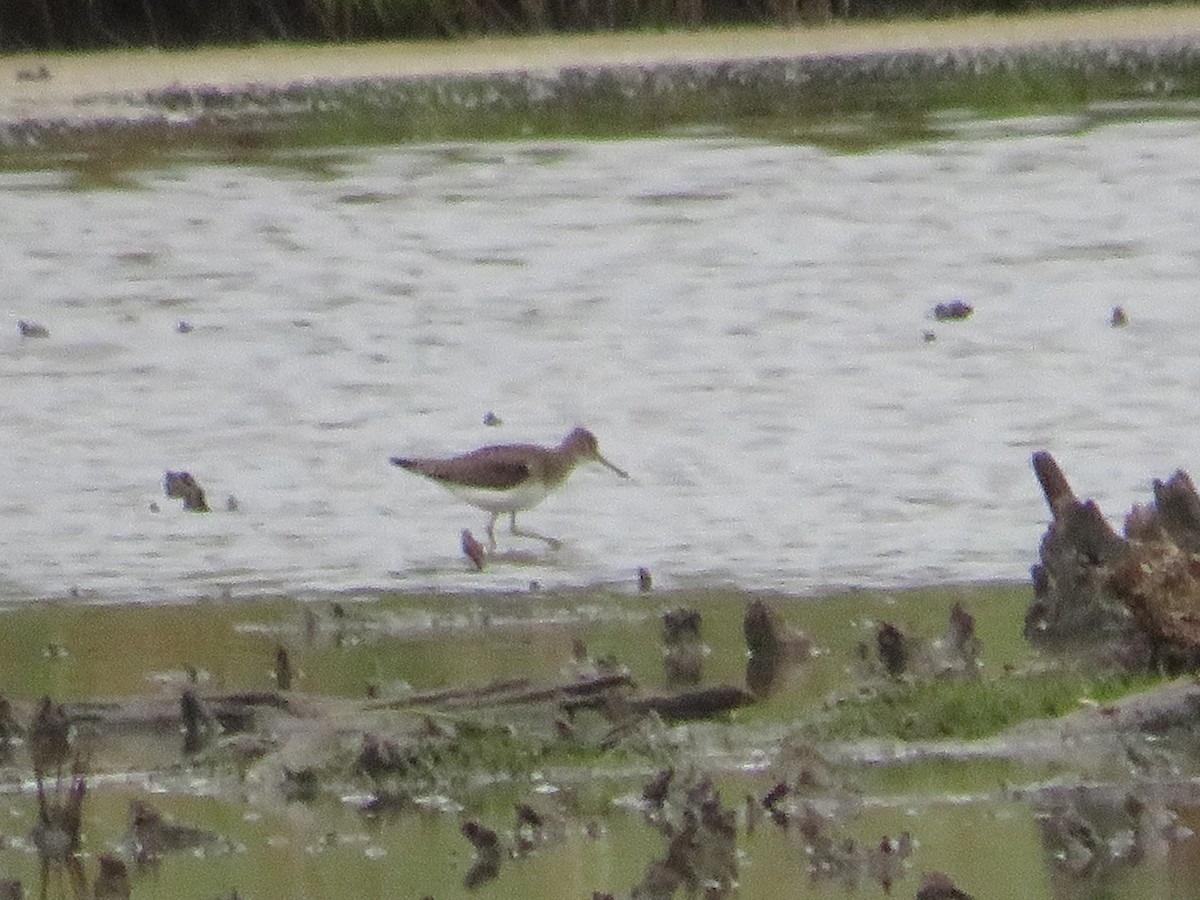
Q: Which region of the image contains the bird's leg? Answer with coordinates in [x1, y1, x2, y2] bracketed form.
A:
[509, 512, 562, 550]
[485, 513, 499, 551]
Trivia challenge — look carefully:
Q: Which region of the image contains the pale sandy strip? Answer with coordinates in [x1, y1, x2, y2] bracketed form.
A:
[1, 6, 1200, 120]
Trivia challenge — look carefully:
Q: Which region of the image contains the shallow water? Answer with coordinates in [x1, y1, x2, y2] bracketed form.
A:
[0, 785, 1082, 900]
[4, 116, 1200, 603]
[0, 585, 1193, 900]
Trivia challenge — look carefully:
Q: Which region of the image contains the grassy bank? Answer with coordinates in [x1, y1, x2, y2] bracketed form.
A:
[3, 17, 1200, 174]
[0, 581, 1184, 898]
[0, 581, 1166, 743]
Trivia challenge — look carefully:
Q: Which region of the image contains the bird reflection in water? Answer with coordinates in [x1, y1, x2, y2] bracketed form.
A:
[461, 820, 502, 889]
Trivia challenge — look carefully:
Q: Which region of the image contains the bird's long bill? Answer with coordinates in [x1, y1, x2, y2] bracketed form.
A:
[595, 452, 630, 479]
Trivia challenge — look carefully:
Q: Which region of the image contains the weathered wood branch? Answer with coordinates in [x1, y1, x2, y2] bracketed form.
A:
[1152, 471, 1200, 553]
[629, 684, 755, 722]
[1032, 450, 1076, 517]
[1027, 451, 1200, 672]
[368, 673, 636, 711]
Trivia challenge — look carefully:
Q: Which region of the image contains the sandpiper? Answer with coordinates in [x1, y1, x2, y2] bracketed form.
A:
[390, 427, 628, 550]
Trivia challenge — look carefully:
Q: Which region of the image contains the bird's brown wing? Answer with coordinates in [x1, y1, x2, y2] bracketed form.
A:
[391, 456, 531, 489]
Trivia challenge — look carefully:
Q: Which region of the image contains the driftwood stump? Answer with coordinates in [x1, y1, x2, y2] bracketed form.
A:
[743, 601, 810, 696]
[1027, 451, 1200, 671]
[163, 471, 209, 512]
[661, 608, 703, 688]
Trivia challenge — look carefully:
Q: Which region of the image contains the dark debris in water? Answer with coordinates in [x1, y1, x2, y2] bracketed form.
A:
[126, 798, 219, 863]
[163, 470, 209, 512]
[933, 299, 973, 321]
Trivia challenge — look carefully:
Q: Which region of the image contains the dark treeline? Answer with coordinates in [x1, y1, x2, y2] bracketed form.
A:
[0, 0, 1174, 51]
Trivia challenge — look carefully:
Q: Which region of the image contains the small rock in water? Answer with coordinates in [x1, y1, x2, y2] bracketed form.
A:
[933, 300, 973, 321]
[641, 767, 673, 809]
[92, 854, 129, 900]
[1110, 306, 1128, 327]
[0, 698, 17, 754]
[662, 607, 703, 686]
[571, 637, 589, 664]
[867, 833, 911, 894]
[148, 501, 160, 513]
[946, 601, 982, 675]
[916, 871, 975, 900]
[876, 622, 908, 677]
[922, 330, 937, 343]
[163, 471, 209, 512]
[273, 645, 292, 691]
[461, 530, 486, 571]
[180, 689, 212, 755]
[637, 567, 652, 592]
[762, 781, 789, 813]
[483, 410, 503, 426]
[17, 319, 49, 338]
[662, 608, 701, 645]
[125, 799, 217, 862]
[29, 695, 71, 775]
[176, 320, 193, 334]
[225, 494, 239, 512]
[282, 767, 319, 803]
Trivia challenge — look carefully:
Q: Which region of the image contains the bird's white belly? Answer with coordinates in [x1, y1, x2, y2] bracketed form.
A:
[445, 480, 551, 514]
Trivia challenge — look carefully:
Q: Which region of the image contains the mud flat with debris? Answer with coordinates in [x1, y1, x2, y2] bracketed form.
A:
[5, 9, 1200, 897]
[3, 534, 1200, 898]
[2, 7, 1200, 155]
[2, 6, 1200, 110]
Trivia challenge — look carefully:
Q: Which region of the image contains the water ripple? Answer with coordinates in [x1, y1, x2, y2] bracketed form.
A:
[3, 122, 1199, 602]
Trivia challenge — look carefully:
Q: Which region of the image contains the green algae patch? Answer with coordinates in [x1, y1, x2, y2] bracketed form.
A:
[804, 669, 1168, 742]
[3, 36, 1200, 177]
[2, 581, 1197, 900]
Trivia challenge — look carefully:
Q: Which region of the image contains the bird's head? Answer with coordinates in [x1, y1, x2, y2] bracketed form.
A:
[562, 428, 628, 478]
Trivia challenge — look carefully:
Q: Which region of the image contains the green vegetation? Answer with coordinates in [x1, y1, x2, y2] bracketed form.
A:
[0, 578, 1182, 770]
[4, 34, 1200, 178]
[0, 581, 1189, 898]
[805, 669, 1167, 741]
[1, 579, 1155, 748]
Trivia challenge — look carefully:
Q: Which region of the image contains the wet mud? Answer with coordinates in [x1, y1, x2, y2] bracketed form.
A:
[0, 581, 1197, 898]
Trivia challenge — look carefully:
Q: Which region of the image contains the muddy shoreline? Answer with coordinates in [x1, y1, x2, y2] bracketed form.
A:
[1, 7, 1200, 135]
[3, 581, 1197, 898]
[3, 14, 1200, 896]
